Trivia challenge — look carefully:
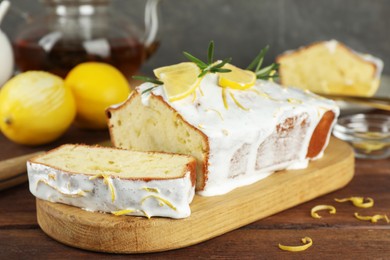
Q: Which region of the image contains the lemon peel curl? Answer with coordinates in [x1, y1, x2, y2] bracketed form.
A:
[354, 212, 390, 223]
[311, 205, 336, 219]
[278, 237, 313, 252]
[334, 197, 374, 208]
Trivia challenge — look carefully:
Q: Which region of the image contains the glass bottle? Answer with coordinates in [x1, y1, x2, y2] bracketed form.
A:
[12, 0, 160, 79]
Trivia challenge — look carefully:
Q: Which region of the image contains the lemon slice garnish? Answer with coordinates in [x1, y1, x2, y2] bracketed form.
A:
[154, 62, 202, 101]
[218, 63, 256, 90]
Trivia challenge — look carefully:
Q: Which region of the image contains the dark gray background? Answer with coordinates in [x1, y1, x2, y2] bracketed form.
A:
[3, 0, 389, 75]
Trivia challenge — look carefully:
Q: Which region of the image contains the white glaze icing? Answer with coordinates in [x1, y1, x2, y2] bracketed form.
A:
[324, 39, 338, 53]
[27, 162, 195, 219]
[358, 53, 383, 79]
[109, 93, 133, 109]
[136, 74, 340, 196]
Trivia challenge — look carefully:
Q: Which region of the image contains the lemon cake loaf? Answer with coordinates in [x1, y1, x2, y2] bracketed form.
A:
[107, 72, 339, 196]
[277, 40, 383, 97]
[27, 144, 196, 219]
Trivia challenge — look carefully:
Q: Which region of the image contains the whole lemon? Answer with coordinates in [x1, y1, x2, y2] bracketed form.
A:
[65, 62, 130, 129]
[0, 71, 76, 146]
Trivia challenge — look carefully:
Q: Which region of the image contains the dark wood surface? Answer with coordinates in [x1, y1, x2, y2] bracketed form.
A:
[0, 126, 389, 259]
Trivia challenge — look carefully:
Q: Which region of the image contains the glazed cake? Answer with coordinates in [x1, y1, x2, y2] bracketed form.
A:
[27, 144, 196, 219]
[107, 73, 339, 196]
[277, 40, 383, 97]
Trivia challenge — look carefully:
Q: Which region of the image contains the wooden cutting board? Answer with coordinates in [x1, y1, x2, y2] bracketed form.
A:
[36, 137, 354, 254]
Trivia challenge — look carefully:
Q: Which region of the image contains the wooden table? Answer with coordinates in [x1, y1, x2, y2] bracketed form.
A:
[1, 126, 389, 259]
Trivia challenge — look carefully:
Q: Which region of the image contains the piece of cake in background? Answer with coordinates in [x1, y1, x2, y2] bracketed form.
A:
[107, 72, 339, 196]
[27, 144, 196, 219]
[276, 40, 383, 97]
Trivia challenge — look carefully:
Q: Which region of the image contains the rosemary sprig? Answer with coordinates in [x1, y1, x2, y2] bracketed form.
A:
[183, 41, 232, 78]
[141, 86, 158, 95]
[132, 75, 163, 85]
[247, 45, 279, 80]
[132, 75, 163, 94]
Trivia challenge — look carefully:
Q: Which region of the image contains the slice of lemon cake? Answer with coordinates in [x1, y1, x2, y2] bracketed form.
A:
[27, 144, 196, 219]
[277, 40, 383, 97]
[107, 61, 339, 196]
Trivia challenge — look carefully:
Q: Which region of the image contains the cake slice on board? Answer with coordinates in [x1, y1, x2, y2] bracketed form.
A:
[27, 144, 196, 219]
[277, 40, 383, 97]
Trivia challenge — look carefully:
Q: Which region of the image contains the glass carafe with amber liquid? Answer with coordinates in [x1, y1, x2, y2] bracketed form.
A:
[12, 0, 160, 79]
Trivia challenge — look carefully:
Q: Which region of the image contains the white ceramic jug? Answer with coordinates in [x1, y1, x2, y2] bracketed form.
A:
[0, 0, 14, 87]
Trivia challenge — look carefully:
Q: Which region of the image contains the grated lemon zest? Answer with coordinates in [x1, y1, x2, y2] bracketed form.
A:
[335, 197, 374, 208]
[89, 174, 116, 202]
[141, 195, 177, 211]
[248, 88, 262, 96]
[112, 209, 136, 216]
[287, 98, 303, 104]
[248, 88, 280, 101]
[278, 237, 313, 252]
[142, 187, 160, 193]
[88, 174, 101, 180]
[36, 179, 88, 198]
[198, 84, 204, 96]
[229, 92, 250, 111]
[141, 210, 151, 219]
[222, 88, 228, 109]
[206, 108, 224, 121]
[48, 174, 56, 180]
[104, 177, 115, 202]
[311, 205, 336, 219]
[191, 91, 197, 103]
[354, 212, 390, 223]
[248, 88, 270, 99]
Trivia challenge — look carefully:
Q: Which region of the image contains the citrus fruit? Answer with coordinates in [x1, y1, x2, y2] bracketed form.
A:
[218, 63, 256, 90]
[154, 62, 202, 101]
[0, 71, 76, 146]
[65, 62, 130, 129]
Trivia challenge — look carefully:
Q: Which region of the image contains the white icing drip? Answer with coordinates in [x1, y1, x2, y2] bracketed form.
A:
[358, 53, 384, 79]
[27, 162, 195, 219]
[109, 93, 133, 109]
[136, 74, 340, 196]
[135, 82, 157, 106]
[324, 39, 338, 53]
[286, 159, 309, 170]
